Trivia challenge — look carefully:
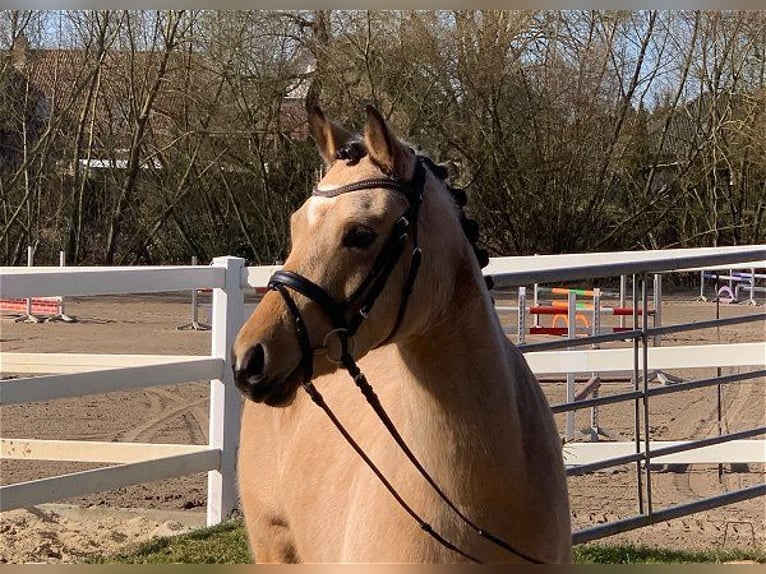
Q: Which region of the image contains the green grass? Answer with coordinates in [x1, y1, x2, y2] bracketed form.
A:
[574, 544, 765, 564]
[86, 520, 251, 564]
[89, 519, 765, 564]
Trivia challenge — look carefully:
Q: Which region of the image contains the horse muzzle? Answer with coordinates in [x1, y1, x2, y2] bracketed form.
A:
[232, 343, 301, 407]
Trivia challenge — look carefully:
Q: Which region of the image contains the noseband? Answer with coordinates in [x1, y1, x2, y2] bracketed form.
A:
[268, 158, 426, 380]
[263, 156, 543, 564]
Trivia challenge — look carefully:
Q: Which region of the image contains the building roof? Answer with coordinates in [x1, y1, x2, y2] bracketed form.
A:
[4, 35, 309, 162]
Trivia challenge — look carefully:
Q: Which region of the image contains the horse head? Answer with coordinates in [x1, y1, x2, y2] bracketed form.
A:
[231, 105, 483, 407]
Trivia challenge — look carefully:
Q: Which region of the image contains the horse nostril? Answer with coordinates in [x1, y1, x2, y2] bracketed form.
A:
[241, 343, 266, 379]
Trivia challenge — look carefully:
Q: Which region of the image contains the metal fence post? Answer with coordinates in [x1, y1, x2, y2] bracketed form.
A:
[208, 256, 245, 526]
[517, 286, 526, 345]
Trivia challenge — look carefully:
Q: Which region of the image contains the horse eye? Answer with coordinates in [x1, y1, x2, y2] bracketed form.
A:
[343, 226, 377, 250]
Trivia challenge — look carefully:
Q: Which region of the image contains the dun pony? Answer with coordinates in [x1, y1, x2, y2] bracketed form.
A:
[231, 105, 571, 563]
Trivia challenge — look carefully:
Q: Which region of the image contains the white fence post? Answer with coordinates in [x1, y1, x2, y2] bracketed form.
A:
[207, 256, 245, 526]
[517, 286, 526, 345]
[565, 291, 577, 441]
[26, 246, 34, 318]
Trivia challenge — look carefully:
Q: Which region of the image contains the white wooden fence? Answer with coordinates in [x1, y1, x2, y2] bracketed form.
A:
[1, 245, 764, 539]
[1, 257, 243, 526]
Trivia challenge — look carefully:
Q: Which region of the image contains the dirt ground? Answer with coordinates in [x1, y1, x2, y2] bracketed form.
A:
[0, 290, 764, 563]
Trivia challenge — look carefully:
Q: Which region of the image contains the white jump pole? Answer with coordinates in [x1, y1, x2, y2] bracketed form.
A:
[619, 274, 627, 329]
[40, 250, 76, 323]
[191, 255, 200, 322]
[177, 256, 211, 331]
[533, 283, 540, 327]
[58, 251, 66, 317]
[747, 267, 757, 305]
[590, 288, 601, 439]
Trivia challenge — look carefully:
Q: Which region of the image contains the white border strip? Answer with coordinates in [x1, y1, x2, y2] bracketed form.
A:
[1, 353, 214, 375]
[0, 266, 226, 299]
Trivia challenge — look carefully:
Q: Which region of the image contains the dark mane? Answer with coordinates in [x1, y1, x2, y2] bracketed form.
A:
[417, 152, 493, 289]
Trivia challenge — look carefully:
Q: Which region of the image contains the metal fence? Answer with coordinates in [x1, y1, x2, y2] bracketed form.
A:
[485, 246, 766, 544]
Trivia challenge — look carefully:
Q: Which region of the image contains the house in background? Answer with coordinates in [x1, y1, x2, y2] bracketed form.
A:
[0, 35, 51, 170]
[1, 34, 310, 177]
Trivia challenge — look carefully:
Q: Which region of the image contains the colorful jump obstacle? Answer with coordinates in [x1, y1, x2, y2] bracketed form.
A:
[0, 248, 75, 323]
[511, 276, 670, 442]
[517, 282, 657, 341]
[0, 297, 63, 316]
[699, 268, 765, 305]
[526, 304, 654, 336]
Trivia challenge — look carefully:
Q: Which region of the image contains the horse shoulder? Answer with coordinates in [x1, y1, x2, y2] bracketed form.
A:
[502, 339, 572, 561]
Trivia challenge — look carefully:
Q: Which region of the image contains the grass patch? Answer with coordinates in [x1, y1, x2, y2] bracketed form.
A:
[574, 544, 765, 564]
[89, 519, 765, 564]
[87, 519, 251, 564]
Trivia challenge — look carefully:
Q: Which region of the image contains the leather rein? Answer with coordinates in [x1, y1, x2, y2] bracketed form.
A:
[266, 157, 543, 564]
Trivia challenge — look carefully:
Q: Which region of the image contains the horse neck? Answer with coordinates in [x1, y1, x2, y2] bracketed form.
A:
[394, 253, 523, 476]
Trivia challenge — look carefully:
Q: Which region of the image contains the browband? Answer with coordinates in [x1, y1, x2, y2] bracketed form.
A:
[313, 178, 409, 198]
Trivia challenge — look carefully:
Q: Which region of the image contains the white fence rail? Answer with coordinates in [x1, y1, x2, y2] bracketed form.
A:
[0, 257, 243, 526]
[1, 245, 765, 543]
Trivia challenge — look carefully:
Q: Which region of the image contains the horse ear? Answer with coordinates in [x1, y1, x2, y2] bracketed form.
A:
[363, 105, 408, 177]
[308, 106, 353, 166]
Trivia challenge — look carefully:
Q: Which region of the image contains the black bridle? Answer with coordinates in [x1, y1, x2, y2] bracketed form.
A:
[269, 159, 426, 374]
[265, 156, 543, 564]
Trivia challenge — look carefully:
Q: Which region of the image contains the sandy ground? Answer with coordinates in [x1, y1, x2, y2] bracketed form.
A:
[0, 290, 764, 563]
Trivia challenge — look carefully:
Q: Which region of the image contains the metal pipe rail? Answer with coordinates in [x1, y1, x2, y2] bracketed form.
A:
[648, 369, 766, 398]
[572, 483, 766, 545]
[519, 329, 643, 353]
[506, 255, 765, 545]
[485, 245, 766, 288]
[242, 247, 766, 291]
[648, 312, 766, 337]
[518, 312, 765, 354]
[551, 369, 766, 414]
